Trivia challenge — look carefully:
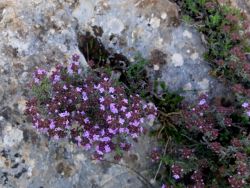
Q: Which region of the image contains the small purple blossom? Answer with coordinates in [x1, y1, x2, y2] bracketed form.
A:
[37, 69, 47, 75]
[63, 85, 68, 90]
[119, 118, 125, 125]
[49, 121, 55, 129]
[246, 111, 250, 117]
[123, 99, 128, 103]
[109, 87, 115, 93]
[148, 114, 156, 121]
[99, 87, 105, 93]
[173, 174, 180, 180]
[82, 92, 88, 101]
[100, 104, 105, 111]
[242, 102, 249, 108]
[121, 106, 127, 112]
[100, 137, 111, 142]
[104, 145, 111, 153]
[72, 54, 80, 62]
[53, 75, 60, 83]
[84, 117, 90, 124]
[59, 111, 70, 117]
[76, 87, 82, 92]
[93, 134, 99, 141]
[34, 78, 40, 84]
[110, 103, 118, 114]
[126, 112, 132, 119]
[99, 97, 105, 103]
[199, 99, 206, 106]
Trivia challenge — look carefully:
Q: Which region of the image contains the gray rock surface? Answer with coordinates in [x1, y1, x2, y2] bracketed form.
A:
[0, 0, 230, 187]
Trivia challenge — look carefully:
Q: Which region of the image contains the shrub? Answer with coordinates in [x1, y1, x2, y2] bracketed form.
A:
[25, 55, 157, 160]
[154, 94, 250, 187]
[177, 0, 250, 85]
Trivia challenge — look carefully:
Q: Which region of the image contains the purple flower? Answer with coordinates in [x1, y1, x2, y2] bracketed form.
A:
[109, 87, 115, 93]
[108, 128, 117, 134]
[148, 114, 156, 121]
[125, 112, 132, 119]
[119, 118, 125, 125]
[123, 99, 128, 103]
[110, 103, 118, 114]
[84, 144, 91, 150]
[94, 84, 101, 89]
[199, 99, 206, 106]
[83, 131, 90, 138]
[37, 69, 47, 75]
[59, 111, 70, 117]
[34, 78, 40, 84]
[242, 102, 249, 108]
[76, 87, 82, 92]
[246, 111, 250, 117]
[99, 97, 105, 103]
[77, 69, 82, 75]
[67, 66, 73, 74]
[119, 128, 125, 133]
[104, 145, 111, 153]
[104, 77, 109, 81]
[132, 120, 140, 127]
[96, 146, 104, 155]
[173, 174, 180, 180]
[100, 104, 105, 111]
[99, 87, 105, 93]
[121, 106, 127, 112]
[53, 134, 59, 140]
[84, 117, 90, 124]
[49, 121, 55, 129]
[101, 137, 111, 142]
[93, 134, 99, 141]
[75, 136, 82, 142]
[53, 75, 60, 83]
[140, 118, 144, 123]
[72, 54, 80, 61]
[63, 85, 68, 90]
[82, 92, 88, 101]
[131, 133, 138, 138]
[100, 129, 105, 136]
[107, 115, 112, 122]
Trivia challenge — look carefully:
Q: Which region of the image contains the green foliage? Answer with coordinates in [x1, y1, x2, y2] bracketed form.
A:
[127, 54, 148, 78]
[152, 81, 183, 113]
[177, 0, 250, 84]
[32, 78, 51, 102]
[123, 54, 150, 97]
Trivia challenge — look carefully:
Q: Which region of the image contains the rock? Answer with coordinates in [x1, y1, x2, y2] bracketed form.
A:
[197, 78, 210, 91]
[0, 85, 4, 102]
[105, 18, 125, 35]
[171, 53, 184, 67]
[183, 30, 192, 39]
[3, 125, 23, 147]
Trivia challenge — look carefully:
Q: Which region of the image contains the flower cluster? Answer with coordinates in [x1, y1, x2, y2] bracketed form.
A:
[241, 101, 250, 117]
[26, 55, 157, 159]
[152, 93, 250, 187]
[180, 95, 249, 187]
